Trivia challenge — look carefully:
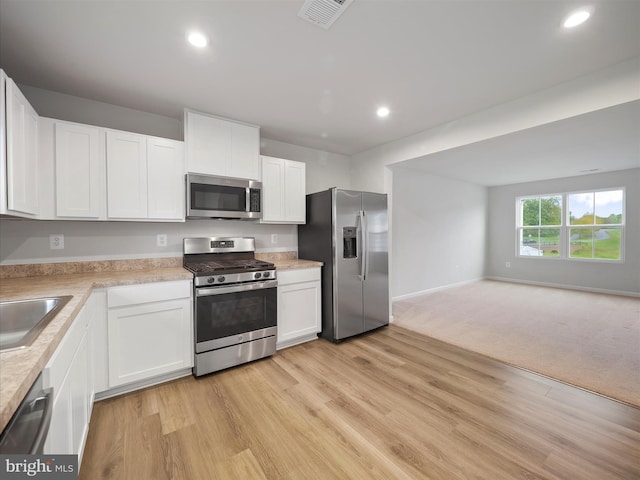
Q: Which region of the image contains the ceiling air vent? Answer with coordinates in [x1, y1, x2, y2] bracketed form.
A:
[297, 0, 354, 30]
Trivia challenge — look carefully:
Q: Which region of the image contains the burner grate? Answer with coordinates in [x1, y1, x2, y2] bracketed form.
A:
[184, 258, 274, 275]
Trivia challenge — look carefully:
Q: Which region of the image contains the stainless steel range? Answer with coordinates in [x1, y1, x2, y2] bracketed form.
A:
[183, 237, 277, 376]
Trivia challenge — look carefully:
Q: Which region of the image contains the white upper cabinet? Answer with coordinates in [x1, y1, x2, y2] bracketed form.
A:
[55, 121, 105, 219]
[4, 75, 39, 216]
[147, 137, 185, 220]
[106, 130, 184, 221]
[185, 110, 260, 181]
[284, 159, 306, 222]
[106, 130, 148, 219]
[261, 155, 306, 224]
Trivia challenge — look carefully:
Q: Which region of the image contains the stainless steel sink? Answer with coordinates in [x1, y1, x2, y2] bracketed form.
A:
[0, 296, 72, 351]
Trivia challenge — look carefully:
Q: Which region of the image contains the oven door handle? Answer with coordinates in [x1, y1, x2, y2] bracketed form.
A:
[196, 279, 278, 297]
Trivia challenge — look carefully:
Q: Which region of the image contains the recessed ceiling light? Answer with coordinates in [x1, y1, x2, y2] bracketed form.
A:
[187, 32, 208, 48]
[563, 10, 590, 28]
[376, 106, 390, 118]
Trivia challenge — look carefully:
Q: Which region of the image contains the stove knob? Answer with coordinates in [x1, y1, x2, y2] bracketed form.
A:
[217, 276, 226, 283]
[254, 272, 262, 279]
[207, 277, 216, 284]
[263, 271, 270, 278]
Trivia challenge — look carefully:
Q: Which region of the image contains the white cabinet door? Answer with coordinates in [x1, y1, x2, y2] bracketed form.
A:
[185, 110, 260, 180]
[106, 130, 148, 218]
[277, 268, 321, 348]
[45, 371, 73, 455]
[107, 281, 192, 387]
[228, 122, 260, 180]
[55, 121, 105, 218]
[43, 302, 90, 459]
[147, 137, 184, 220]
[44, 331, 89, 458]
[261, 156, 285, 222]
[261, 156, 306, 224]
[5, 77, 39, 215]
[284, 160, 306, 223]
[90, 290, 109, 395]
[68, 333, 89, 458]
[185, 110, 230, 176]
[108, 299, 192, 387]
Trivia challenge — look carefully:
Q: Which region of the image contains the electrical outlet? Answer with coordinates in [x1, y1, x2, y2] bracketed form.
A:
[50, 234, 64, 250]
[271, 234, 278, 244]
[505, 261, 511, 268]
[157, 234, 168, 247]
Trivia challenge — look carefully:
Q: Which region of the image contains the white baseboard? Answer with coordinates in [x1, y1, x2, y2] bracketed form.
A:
[486, 276, 640, 298]
[94, 368, 193, 401]
[393, 276, 640, 300]
[276, 333, 318, 350]
[392, 277, 484, 302]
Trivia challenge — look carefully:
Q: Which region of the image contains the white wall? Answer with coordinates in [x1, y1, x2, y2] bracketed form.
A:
[487, 168, 640, 295]
[0, 219, 296, 264]
[260, 138, 351, 193]
[391, 168, 487, 299]
[19, 85, 183, 141]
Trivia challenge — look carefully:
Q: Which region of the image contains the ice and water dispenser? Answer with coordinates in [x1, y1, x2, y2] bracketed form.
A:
[343, 226, 357, 259]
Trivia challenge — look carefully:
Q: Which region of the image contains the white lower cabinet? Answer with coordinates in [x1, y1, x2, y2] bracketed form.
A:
[107, 281, 192, 388]
[277, 268, 321, 349]
[42, 281, 192, 462]
[43, 297, 92, 460]
[90, 290, 109, 395]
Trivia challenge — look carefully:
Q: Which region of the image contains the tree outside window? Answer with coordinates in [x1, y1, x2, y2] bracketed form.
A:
[518, 195, 562, 257]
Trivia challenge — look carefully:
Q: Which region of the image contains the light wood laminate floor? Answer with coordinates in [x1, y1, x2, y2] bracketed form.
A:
[80, 326, 640, 479]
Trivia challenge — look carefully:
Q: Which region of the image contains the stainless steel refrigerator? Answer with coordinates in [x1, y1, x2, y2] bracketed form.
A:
[298, 188, 389, 342]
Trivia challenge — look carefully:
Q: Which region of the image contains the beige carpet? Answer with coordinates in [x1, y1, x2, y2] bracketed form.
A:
[393, 280, 640, 407]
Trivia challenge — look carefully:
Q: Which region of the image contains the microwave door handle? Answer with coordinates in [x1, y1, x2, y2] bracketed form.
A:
[246, 188, 250, 213]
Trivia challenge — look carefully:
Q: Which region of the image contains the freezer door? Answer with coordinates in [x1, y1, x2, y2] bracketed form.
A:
[333, 189, 365, 339]
[362, 192, 389, 332]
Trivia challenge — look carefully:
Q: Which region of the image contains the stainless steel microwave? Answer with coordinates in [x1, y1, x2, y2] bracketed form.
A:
[186, 173, 262, 220]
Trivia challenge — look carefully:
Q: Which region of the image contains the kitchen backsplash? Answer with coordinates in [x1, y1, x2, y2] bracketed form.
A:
[0, 219, 297, 265]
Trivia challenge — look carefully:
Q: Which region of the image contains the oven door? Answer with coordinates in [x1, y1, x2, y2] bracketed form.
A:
[194, 280, 277, 353]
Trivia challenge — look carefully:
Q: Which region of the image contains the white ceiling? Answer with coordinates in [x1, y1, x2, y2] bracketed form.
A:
[394, 100, 640, 186]
[1, 1, 639, 156]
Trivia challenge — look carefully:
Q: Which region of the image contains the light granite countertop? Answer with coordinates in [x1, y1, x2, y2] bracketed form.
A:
[0, 256, 322, 431]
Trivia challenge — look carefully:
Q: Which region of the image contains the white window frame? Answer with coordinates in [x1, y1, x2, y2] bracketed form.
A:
[566, 187, 625, 263]
[516, 188, 625, 263]
[516, 193, 564, 259]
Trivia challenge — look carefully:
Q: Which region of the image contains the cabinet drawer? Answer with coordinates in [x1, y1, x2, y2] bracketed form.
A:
[277, 268, 321, 286]
[107, 280, 191, 308]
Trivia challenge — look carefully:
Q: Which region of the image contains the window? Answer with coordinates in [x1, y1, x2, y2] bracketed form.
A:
[517, 189, 624, 261]
[568, 190, 624, 260]
[518, 195, 562, 257]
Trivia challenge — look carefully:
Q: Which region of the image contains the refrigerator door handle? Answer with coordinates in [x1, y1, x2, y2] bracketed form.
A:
[363, 211, 369, 280]
[359, 210, 367, 281]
